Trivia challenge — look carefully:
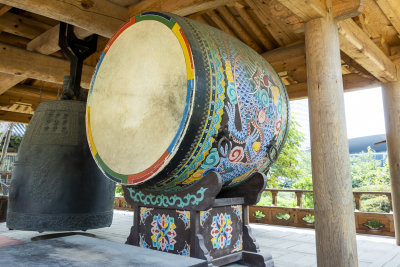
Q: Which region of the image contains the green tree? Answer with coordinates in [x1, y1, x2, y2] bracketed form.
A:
[267, 116, 306, 187]
[350, 146, 389, 188]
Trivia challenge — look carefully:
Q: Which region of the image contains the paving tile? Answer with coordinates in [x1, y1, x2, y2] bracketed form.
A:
[1, 211, 400, 266]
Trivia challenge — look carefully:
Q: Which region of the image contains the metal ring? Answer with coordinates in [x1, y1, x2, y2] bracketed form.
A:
[218, 136, 232, 158]
[267, 144, 279, 163]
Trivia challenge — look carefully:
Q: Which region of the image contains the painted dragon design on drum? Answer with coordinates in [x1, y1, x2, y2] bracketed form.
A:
[156, 20, 288, 191]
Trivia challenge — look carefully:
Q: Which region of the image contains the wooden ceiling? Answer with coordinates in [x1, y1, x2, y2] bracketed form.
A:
[0, 0, 398, 124]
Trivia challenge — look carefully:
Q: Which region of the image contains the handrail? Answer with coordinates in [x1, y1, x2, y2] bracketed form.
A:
[262, 188, 392, 212]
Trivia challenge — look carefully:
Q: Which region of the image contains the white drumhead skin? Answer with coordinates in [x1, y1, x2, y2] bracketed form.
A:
[89, 20, 187, 175]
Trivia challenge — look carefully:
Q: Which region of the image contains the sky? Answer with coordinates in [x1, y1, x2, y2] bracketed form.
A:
[290, 87, 386, 148]
[344, 87, 386, 139]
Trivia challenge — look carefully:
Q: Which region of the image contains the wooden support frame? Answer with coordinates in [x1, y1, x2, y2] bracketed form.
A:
[338, 19, 397, 83]
[216, 6, 262, 52]
[0, 0, 128, 38]
[0, 12, 52, 39]
[382, 66, 400, 245]
[0, 42, 94, 89]
[305, 1, 358, 265]
[375, 0, 400, 37]
[27, 24, 91, 54]
[0, 110, 32, 124]
[129, 0, 239, 17]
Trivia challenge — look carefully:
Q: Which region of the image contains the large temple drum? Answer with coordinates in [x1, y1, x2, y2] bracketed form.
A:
[86, 12, 289, 192]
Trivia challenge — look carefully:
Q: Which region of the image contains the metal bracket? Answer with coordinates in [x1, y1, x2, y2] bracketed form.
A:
[58, 22, 98, 101]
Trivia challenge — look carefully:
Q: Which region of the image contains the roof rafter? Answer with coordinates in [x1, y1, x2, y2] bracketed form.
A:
[129, 0, 239, 17]
[0, 42, 94, 89]
[0, 0, 128, 38]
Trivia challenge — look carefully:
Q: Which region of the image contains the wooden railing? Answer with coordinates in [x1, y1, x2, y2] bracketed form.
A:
[249, 189, 395, 237]
[114, 196, 133, 211]
[113, 189, 395, 237]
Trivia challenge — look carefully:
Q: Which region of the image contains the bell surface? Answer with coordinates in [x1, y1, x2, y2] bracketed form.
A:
[7, 100, 115, 232]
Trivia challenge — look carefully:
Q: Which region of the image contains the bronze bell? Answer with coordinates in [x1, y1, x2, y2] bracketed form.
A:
[6, 100, 115, 232]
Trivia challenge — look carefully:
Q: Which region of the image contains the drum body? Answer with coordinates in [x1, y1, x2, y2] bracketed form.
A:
[86, 12, 289, 192]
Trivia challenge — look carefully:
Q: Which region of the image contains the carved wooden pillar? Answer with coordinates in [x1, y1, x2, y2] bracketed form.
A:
[382, 74, 400, 245]
[305, 1, 358, 265]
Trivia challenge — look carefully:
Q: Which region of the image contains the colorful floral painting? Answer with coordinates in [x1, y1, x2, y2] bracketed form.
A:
[178, 242, 190, 257]
[140, 207, 154, 225]
[200, 208, 212, 227]
[151, 214, 177, 252]
[231, 234, 243, 253]
[139, 233, 149, 248]
[176, 210, 190, 230]
[211, 213, 233, 249]
[231, 205, 242, 221]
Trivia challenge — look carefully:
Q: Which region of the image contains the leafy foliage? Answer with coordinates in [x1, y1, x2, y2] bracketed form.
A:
[350, 147, 390, 188]
[254, 210, 265, 218]
[115, 185, 124, 197]
[267, 117, 305, 187]
[0, 135, 22, 152]
[257, 112, 391, 213]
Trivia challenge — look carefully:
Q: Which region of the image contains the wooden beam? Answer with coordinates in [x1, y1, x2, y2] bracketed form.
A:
[27, 24, 91, 54]
[129, 0, 238, 17]
[276, 0, 326, 21]
[375, 0, 400, 37]
[0, 0, 128, 38]
[0, 4, 11, 16]
[245, 0, 299, 46]
[0, 110, 32, 124]
[286, 73, 381, 99]
[7, 85, 58, 101]
[216, 6, 262, 52]
[262, 43, 306, 73]
[206, 10, 236, 37]
[0, 42, 94, 89]
[0, 73, 27, 95]
[332, 0, 363, 20]
[338, 18, 397, 82]
[2, 24, 90, 96]
[0, 12, 51, 39]
[234, 5, 274, 50]
[272, 0, 363, 31]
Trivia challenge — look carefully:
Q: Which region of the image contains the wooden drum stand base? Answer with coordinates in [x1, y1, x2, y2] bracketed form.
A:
[123, 171, 274, 267]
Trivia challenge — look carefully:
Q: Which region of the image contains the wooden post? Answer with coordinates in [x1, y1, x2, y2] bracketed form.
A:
[271, 191, 278, 206]
[295, 191, 303, 208]
[387, 194, 393, 213]
[305, 1, 358, 265]
[353, 192, 362, 211]
[382, 75, 400, 245]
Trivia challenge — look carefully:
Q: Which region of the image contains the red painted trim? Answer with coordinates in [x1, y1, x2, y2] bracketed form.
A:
[127, 150, 170, 184]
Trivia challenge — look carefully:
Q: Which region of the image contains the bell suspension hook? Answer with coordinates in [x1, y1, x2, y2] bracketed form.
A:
[58, 22, 98, 101]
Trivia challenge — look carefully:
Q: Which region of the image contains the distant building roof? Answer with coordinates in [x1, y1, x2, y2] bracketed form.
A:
[348, 134, 387, 154]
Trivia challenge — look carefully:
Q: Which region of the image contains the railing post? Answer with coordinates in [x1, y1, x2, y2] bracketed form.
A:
[353, 192, 362, 211]
[271, 191, 278, 206]
[387, 193, 393, 213]
[295, 191, 303, 208]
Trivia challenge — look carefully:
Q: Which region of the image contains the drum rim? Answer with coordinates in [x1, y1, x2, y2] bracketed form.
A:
[86, 12, 195, 185]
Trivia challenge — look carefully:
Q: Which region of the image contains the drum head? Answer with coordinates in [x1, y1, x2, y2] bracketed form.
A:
[87, 18, 194, 184]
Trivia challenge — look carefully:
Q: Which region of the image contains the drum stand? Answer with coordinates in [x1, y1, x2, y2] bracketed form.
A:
[122, 171, 274, 266]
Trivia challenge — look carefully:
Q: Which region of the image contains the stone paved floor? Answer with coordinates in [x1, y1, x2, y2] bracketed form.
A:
[1, 210, 400, 266]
